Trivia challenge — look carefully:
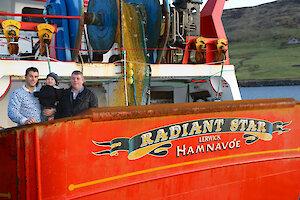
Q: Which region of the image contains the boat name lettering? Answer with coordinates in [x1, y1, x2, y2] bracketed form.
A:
[176, 138, 241, 157]
[199, 134, 221, 143]
[92, 118, 291, 160]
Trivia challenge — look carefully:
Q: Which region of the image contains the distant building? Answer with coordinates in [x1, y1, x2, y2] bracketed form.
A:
[287, 38, 300, 44]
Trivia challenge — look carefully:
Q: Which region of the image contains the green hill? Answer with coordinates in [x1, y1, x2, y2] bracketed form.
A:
[222, 0, 300, 80]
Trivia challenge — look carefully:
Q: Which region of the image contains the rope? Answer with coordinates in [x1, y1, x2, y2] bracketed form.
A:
[8, 66, 235, 88]
[136, 3, 151, 106]
[123, 50, 129, 106]
[216, 51, 227, 100]
[45, 44, 51, 73]
[78, 52, 84, 72]
[132, 73, 138, 106]
[120, 0, 129, 106]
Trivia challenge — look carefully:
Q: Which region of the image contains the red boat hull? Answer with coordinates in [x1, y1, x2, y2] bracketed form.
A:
[0, 98, 299, 199]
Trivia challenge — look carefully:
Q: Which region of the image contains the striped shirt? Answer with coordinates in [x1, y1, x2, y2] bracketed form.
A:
[8, 85, 41, 125]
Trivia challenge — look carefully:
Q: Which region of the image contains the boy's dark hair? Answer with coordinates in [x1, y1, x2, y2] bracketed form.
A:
[25, 67, 39, 76]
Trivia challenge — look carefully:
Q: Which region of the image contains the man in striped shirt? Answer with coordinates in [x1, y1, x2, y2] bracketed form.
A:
[8, 67, 42, 125]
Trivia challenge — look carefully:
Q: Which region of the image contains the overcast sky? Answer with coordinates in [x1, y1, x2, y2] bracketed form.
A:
[166, 0, 277, 9]
[223, 0, 277, 9]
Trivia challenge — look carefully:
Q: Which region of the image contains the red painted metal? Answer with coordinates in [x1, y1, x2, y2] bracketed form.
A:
[34, 129, 42, 200]
[0, 76, 11, 100]
[0, 99, 299, 199]
[189, 80, 206, 83]
[183, 0, 231, 65]
[0, 0, 299, 199]
[199, 0, 230, 64]
[182, 37, 230, 64]
[200, 0, 227, 39]
[84, 0, 89, 7]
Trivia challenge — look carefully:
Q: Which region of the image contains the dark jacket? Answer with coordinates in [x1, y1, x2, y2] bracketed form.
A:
[34, 85, 63, 108]
[55, 86, 98, 119]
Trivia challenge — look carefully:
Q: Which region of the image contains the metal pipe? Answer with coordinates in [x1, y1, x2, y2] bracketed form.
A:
[120, 0, 128, 106]
[84, 12, 102, 26]
[0, 11, 102, 26]
[0, 12, 81, 19]
[46, 44, 51, 73]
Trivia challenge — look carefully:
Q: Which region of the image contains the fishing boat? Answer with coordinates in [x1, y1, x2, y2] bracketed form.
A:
[0, 0, 299, 199]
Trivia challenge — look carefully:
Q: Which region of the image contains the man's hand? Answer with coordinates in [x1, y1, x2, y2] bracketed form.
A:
[25, 118, 36, 125]
[43, 108, 55, 117]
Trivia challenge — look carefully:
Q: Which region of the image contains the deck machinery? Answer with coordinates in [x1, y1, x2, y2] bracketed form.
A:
[0, 0, 240, 112]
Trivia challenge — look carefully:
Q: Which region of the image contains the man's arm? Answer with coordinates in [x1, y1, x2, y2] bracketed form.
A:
[54, 89, 67, 119]
[89, 91, 98, 108]
[8, 91, 28, 125]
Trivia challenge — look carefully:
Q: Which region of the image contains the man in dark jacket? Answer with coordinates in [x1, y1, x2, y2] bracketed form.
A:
[55, 71, 98, 119]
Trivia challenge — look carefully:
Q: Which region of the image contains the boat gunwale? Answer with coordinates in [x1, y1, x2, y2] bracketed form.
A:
[0, 98, 298, 133]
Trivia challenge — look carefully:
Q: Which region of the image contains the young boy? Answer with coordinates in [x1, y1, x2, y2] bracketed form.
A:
[34, 72, 62, 121]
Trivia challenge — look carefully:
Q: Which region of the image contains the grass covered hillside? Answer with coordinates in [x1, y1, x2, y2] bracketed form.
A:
[222, 0, 300, 80]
